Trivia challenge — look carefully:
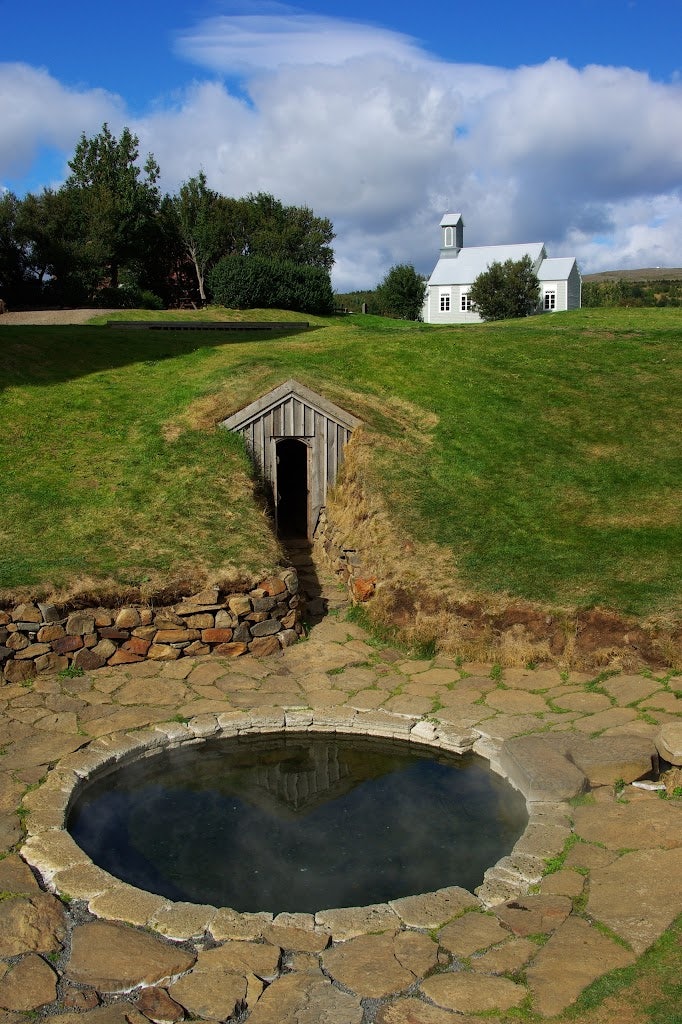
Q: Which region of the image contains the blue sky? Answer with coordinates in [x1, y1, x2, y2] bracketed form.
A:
[3, 0, 682, 287]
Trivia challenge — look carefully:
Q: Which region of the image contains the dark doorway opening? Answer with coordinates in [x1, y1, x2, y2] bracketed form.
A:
[276, 438, 309, 538]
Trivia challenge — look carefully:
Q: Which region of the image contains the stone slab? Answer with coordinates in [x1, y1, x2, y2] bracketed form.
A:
[0, 953, 58, 1011]
[0, 894, 66, 957]
[46, 1005, 147, 1024]
[553, 733, 658, 785]
[420, 972, 526, 1013]
[393, 931, 439, 977]
[494, 895, 573, 937]
[572, 799, 682, 850]
[194, 943, 280, 981]
[438, 913, 510, 955]
[245, 973, 363, 1024]
[209, 908, 272, 941]
[149, 901, 218, 940]
[88, 884, 170, 925]
[526, 915, 635, 1015]
[322, 934, 413, 998]
[315, 901, 399, 939]
[376, 998, 479, 1024]
[656, 721, 682, 765]
[471, 936, 537, 974]
[601, 674, 660, 706]
[168, 971, 247, 1021]
[65, 921, 196, 992]
[389, 886, 480, 928]
[587, 846, 682, 953]
[0, 854, 42, 894]
[134, 987, 185, 1024]
[498, 735, 586, 801]
[262, 924, 330, 952]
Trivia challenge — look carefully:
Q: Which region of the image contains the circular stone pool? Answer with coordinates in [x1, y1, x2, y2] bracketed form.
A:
[67, 733, 528, 914]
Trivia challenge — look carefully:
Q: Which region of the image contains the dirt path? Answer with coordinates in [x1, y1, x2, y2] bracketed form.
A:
[0, 308, 117, 325]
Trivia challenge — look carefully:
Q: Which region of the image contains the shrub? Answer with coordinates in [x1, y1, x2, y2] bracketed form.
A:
[374, 264, 426, 320]
[469, 255, 540, 321]
[208, 255, 334, 314]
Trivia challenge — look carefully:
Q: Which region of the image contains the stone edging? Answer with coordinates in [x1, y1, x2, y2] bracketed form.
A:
[0, 570, 302, 685]
[19, 709, 589, 939]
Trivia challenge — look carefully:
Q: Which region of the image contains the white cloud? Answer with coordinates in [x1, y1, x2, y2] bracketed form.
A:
[0, 63, 123, 179]
[175, 10, 426, 73]
[4, 13, 682, 289]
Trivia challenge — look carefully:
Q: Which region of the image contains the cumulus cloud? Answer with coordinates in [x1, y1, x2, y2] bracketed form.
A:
[4, 11, 682, 288]
[0, 63, 123, 179]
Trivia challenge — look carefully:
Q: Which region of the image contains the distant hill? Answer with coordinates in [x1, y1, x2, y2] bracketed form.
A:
[581, 269, 682, 307]
[583, 267, 682, 282]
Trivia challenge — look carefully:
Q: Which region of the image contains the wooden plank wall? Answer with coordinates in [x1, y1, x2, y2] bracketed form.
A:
[233, 396, 353, 535]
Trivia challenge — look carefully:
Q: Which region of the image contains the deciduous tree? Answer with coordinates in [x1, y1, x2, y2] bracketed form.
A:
[469, 255, 540, 321]
[171, 172, 222, 304]
[375, 264, 426, 320]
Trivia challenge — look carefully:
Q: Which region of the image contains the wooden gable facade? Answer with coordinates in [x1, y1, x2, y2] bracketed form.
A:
[221, 379, 361, 539]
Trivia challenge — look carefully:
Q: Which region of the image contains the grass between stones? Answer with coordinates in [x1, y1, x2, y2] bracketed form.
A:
[1, 305, 681, 615]
[562, 914, 682, 1024]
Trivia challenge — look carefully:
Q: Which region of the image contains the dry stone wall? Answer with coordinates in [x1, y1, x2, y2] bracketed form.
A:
[0, 571, 302, 684]
[313, 509, 376, 604]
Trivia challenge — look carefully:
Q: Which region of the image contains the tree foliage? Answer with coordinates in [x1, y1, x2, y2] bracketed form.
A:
[375, 264, 426, 320]
[469, 255, 540, 321]
[582, 278, 682, 307]
[65, 124, 161, 289]
[1, 122, 336, 311]
[209, 255, 334, 314]
[171, 172, 222, 303]
[0, 191, 25, 302]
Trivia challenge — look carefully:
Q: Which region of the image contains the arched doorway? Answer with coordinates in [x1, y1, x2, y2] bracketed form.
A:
[276, 438, 309, 538]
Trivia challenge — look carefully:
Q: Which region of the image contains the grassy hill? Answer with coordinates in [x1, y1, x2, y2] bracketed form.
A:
[0, 306, 680, 628]
[583, 267, 682, 282]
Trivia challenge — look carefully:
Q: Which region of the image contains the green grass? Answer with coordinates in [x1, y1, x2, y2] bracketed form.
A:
[0, 306, 680, 615]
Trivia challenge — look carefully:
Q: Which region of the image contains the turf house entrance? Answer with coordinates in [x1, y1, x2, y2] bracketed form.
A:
[222, 379, 361, 539]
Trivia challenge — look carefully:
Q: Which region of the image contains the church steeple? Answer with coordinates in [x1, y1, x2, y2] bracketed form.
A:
[440, 212, 463, 255]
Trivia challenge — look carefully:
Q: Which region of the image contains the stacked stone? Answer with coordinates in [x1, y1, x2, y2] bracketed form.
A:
[313, 510, 375, 602]
[0, 571, 301, 683]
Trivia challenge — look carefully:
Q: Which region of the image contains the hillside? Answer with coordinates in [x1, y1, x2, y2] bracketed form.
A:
[1, 306, 680, 658]
[583, 267, 682, 282]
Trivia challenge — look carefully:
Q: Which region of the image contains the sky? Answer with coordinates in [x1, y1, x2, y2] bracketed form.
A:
[2, 0, 682, 289]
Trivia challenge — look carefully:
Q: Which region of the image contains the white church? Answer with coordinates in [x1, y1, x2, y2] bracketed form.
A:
[422, 213, 581, 324]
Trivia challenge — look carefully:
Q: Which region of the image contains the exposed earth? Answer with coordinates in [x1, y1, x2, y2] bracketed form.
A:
[0, 309, 118, 326]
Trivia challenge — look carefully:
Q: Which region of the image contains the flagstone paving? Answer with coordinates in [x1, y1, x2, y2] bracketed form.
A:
[0, 562, 680, 1023]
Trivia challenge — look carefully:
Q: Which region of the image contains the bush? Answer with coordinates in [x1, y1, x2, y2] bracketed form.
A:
[469, 255, 540, 321]
[208, 255, 334, 314]
[89, 285, 164, 309]
[374, 264, 426, 320]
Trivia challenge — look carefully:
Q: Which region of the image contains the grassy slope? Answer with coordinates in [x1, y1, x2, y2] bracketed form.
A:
[0, 307, 680, 615]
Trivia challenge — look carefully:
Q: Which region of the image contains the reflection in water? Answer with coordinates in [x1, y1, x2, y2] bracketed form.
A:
[68, 734, 528, 914]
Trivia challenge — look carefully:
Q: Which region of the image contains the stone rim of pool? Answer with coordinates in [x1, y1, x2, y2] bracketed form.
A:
[64, 731, 530, 914]
[20, 708, 584, 938]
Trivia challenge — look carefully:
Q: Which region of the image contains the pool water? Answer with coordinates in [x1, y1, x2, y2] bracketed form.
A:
[67, 733, 527, 914]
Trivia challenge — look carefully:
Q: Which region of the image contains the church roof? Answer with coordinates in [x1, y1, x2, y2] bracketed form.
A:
[538, 257, 577, 280]
[428, 242, 546, 286]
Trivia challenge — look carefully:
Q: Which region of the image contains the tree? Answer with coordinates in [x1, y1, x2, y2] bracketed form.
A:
[16, 188, 87, 301]
[469, 255, 540, 321]
[171, 172, 222, 304]
[239, 193, 335, 270]
[375, 264, 426, 320]
[65, 123, 161, 290]
[0, 191, 26, 304]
